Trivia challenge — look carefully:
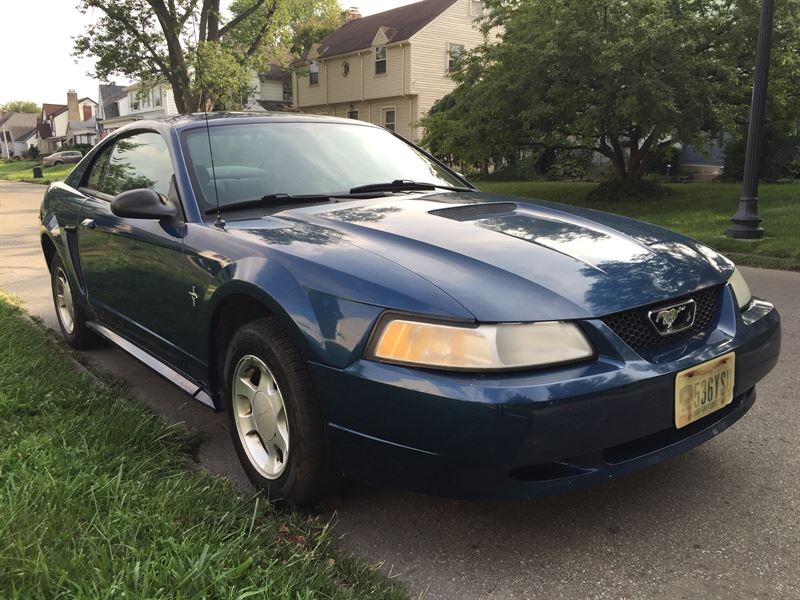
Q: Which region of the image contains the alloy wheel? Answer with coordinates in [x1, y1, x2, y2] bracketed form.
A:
[232, 354, 290, 479]
[54, 267, 75, 334]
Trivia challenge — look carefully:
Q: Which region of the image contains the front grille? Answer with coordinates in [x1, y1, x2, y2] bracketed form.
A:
[429, 202, 517, 221]
[601, 286, 721, 353]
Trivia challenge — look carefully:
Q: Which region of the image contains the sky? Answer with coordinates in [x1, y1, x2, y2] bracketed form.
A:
[0, 0, 416, 107]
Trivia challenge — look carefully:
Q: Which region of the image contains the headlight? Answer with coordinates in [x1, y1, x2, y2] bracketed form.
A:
[728, 267, 752, 310]
[368, 317, 594, 371]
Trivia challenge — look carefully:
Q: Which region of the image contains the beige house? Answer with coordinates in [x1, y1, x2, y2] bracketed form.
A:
[293, 0, 486, 142]
[37, 91, 97, 153]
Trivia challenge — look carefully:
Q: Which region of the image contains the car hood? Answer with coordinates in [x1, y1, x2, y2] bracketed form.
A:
[271, 192, 733, 321]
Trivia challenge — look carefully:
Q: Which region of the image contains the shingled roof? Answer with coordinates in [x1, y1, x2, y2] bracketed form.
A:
[308, 0, 458, 60]
[42, 103, 67, 118]
[37, 122, 53, 139]
[98, 84, 128, 119]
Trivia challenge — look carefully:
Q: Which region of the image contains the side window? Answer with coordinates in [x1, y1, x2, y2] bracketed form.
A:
[382, 108, 396, 132]
[85, 145, 114, 192]
[375, 47, 387, 74]
[102, 132, 173, 197]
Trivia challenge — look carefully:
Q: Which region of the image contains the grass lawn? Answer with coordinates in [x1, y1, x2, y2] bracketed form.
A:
[0, 295, 405, 599]
[478, 181, 800, 271]
[0, 160, 74, 185]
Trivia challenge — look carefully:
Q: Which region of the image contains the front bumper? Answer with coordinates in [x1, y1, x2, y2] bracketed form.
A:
[310, 288, 781, 501]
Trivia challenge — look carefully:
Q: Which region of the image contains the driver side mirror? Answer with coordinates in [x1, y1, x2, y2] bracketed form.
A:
[110, 188, 179, 221]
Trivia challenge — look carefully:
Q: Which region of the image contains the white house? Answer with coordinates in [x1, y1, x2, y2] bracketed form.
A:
[66, 119, 99, 146]
[97, 82, 180, 135]
[0, 111, 37, 158]
[243, 61, 296, 112]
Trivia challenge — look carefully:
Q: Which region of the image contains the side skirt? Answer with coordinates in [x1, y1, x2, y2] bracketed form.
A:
[86, 321, 217, 410]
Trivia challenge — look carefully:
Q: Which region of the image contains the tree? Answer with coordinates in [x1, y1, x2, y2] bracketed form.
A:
[717, 0, 800, 182]
[0, 100, 39, 113]
[288, 11, 340, 56]
[422, 0, 800, 186]
[74, 0, 339, 113]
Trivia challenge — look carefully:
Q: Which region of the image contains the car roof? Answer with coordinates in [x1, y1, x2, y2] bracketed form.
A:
[113, 112, 383, 136]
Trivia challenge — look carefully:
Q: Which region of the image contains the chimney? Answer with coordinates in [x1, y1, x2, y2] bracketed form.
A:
[67, 90, 79, 122]
[341, 7, 361, 24]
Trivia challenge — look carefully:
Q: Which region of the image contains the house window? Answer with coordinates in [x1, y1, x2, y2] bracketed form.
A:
[347, 108, 359, 120]
[130, 93, 139, 111]
[448, 44, 465, 73]
[470, 0, 484, 16]
[382, 108, 396, 132]
[153, 86, 163, 107]
[309, 62, 319, 85]
[342, 61, 350, 77]
[375, 47, 387, 75]
[282, 81, 292, 102]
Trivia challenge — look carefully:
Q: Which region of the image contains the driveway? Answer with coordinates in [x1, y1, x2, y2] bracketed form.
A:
[2, 180, 798, 599]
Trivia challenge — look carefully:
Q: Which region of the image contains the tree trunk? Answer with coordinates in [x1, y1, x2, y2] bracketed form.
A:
[605, 132, 659, 186]
[148, 0, 195, 112]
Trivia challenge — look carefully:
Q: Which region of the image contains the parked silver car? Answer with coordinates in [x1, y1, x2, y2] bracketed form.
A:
[41, 150, 83, 167]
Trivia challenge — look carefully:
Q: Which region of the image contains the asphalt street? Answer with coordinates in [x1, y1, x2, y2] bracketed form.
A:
[1, 180, 798, 599]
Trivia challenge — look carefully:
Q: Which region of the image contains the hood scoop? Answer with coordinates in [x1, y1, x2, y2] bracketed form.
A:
[429, 202, 517, 222]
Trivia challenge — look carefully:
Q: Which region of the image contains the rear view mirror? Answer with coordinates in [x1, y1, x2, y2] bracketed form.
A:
[110, 188, 178, 221]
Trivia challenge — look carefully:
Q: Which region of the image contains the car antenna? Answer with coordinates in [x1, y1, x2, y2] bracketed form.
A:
[192, 11, 224, 228]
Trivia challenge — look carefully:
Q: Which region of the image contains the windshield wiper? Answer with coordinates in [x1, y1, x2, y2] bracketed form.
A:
[204, 193, 332, 215]
[349, 180, 474, 194]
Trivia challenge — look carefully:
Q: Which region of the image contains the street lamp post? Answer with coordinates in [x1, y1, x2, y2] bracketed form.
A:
[727, 0, 775, 240]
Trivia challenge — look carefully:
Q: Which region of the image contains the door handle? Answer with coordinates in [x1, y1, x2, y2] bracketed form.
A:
[81, 218, 96, 229]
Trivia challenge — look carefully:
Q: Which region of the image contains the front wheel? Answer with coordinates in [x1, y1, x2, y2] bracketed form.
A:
[53, 160, 63, 165]
[224, 317, 340, 506]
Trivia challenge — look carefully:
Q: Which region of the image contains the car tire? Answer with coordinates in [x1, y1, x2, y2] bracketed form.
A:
[50, 253, 99, 349]
[224, 316, 340, 506]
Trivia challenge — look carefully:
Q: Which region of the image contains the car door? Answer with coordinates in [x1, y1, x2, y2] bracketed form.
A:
[77, 130, 190, 366]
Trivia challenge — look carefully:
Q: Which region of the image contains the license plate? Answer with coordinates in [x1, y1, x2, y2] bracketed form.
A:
[674, 352, 735, 429]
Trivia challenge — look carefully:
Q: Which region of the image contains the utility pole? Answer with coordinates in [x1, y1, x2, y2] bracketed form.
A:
[726, 0, 775, 240]
[0, 119, 9, 160]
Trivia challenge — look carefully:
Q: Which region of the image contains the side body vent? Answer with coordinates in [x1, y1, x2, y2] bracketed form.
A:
[429, 202, 517, 222]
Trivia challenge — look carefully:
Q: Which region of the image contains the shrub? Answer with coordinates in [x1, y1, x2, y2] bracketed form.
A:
[643, 145, 682, 177]
[587, 178, 674, 203]
[722, 123, 799, 182]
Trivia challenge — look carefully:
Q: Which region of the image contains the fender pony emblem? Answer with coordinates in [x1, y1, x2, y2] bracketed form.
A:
[188, 286, 199, 308]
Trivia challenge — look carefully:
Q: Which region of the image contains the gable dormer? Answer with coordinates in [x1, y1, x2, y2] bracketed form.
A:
[371, 27, 391, 47]
[307, 44, 321, 61]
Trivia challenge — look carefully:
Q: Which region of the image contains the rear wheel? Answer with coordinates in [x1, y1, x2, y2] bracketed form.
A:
[50, 254, 98, 349]
[224, 317, 340, 506]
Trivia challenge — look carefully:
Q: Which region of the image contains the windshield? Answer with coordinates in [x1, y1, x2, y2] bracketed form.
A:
[182, 121, 464, 212]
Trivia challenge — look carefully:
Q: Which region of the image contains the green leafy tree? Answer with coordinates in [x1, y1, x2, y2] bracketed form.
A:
[0, 101, 40, 113]
[74, 0, 339, 113]
[288, 10, 340, 56]
[717, 0, 800, 181]
[422, 0, 800, 186]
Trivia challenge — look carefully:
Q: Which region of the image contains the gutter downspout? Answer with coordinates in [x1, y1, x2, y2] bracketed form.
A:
[1, 121, 9, 159]
[399, 42, 413, 141]
[324, 61, 329, 111]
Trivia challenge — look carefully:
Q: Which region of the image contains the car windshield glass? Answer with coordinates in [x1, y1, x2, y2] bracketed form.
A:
[182, 121, 464, 212]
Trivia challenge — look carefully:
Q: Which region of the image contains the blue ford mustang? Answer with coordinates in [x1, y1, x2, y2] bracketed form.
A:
[40, 113, 781, 505]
